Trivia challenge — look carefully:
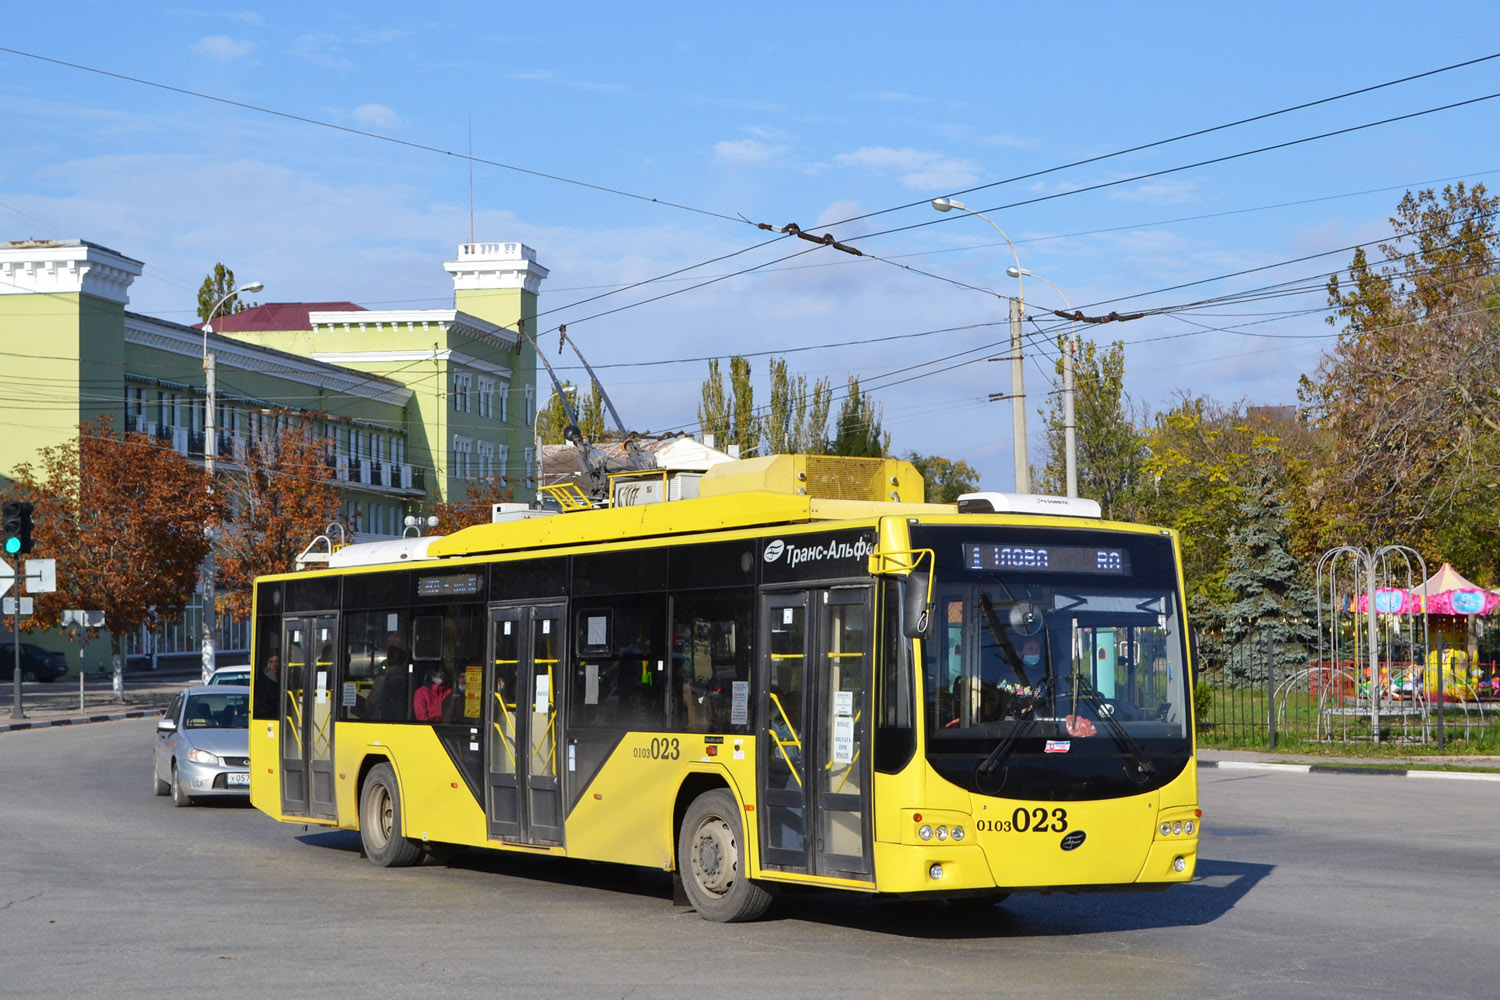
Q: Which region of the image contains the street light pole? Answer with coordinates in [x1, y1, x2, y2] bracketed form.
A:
[1008, 266, 1079, 499]
[933, 198, 1029, 493]
[200, 281, 262, 683]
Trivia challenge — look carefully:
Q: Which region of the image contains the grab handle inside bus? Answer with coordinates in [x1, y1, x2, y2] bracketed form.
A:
[904, 570, 932, 639]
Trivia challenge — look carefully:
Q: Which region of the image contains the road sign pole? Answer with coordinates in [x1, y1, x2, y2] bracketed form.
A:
[11, 589, 22, 720]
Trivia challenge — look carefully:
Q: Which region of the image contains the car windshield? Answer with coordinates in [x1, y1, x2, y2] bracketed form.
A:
[182, 692, 250, 729]
[210, 671, 250, 686]
[911, 523, 1192, 799]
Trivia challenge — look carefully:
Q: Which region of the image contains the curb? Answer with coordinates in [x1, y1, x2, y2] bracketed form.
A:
[0, 706, 165, 733]
[1199, 758, 1500, 783]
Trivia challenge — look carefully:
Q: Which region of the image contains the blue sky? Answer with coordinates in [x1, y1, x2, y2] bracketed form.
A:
[4, 2, 1498, 490]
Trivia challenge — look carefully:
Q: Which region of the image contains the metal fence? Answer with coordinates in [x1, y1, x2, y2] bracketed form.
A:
[1195, 633, 1499, 749]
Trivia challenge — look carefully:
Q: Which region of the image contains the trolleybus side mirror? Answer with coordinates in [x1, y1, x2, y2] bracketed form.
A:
[904, 571, 932, 640]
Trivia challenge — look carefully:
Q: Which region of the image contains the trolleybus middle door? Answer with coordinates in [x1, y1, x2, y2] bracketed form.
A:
[485, 603, 565, 846]
[279, 614, 338, 821]
[759, 588, 874, 880]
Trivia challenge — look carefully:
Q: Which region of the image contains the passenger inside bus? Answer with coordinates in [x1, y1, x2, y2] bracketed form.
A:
[414, 665, 453, 722]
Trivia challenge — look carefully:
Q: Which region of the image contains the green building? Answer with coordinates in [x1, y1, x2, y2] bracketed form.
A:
[0, 238, 547, 670]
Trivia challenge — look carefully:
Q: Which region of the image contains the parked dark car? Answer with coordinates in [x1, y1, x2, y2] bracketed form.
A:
[5, 642, 68, 683]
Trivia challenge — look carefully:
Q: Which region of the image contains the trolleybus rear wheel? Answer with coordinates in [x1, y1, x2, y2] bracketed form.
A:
[678, 789, 772, 922]
[360, 763, 423, 867]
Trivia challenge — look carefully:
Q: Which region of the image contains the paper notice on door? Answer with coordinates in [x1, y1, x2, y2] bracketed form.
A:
[730, 681, 749, 725]
[315, 671, 328, 705]
[833, 715, 855, 764]
[534, 674, 551, 713]
[585, 663, 600, 705]
[834, 690, 854, 717]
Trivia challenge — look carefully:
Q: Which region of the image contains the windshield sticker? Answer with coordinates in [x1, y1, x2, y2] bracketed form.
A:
[1044, 739, 1071, 754]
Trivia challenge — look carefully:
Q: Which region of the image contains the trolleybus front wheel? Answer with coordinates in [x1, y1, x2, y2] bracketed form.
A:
[359, 763, 423, 867]
[678, 789, 772, 922]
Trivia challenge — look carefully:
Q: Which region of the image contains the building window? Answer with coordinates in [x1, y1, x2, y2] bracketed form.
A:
[478, 378, 494, 419]
[477, 441, 494, 479]
[453, 436, 472, 479]
[453, 372, 472, 413]
[497, 443, 510, 483]
[499, 386, 510, 423]
[525, 446, 536, 483]
[524, 385, 536, 425]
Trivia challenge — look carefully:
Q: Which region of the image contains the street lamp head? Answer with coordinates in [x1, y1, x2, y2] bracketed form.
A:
[1005, 266, 1032, 279]
[931, 197, 967, 213]
[237, 281, 264, 294]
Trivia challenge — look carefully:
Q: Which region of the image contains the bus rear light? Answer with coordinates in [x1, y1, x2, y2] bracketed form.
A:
[1173, 821, 1182, 835]
[1160, 822, 1171, 836]
[951, 825, 966, 842]
[928, 864, 945, 880]
[1184, 821, 1194, 835]
[936, 826, 949, 841]
[918, 825, 934, 841]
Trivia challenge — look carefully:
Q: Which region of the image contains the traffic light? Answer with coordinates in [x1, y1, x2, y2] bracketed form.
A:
[2, 501, 34, 555]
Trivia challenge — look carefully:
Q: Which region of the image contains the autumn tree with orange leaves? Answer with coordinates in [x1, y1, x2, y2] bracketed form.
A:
[430, 476, 515, 536]
[216, 419, 348, 620]
[10, 417, 217, 699]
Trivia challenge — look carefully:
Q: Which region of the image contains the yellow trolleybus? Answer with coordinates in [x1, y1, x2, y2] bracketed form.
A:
[249, 455, 1199, 921]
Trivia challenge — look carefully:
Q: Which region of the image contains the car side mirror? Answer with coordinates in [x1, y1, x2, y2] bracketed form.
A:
[903, 571, 932, 640]
[157, 717, 177, 733]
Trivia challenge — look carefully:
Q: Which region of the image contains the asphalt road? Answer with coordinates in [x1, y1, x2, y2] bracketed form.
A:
[2, 719, 1496, 1000]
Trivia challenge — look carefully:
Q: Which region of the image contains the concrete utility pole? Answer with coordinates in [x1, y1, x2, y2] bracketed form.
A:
[1008, 296, 1029, 493]
[201, 281, 262, 684]
[933, 197, 1032, 493]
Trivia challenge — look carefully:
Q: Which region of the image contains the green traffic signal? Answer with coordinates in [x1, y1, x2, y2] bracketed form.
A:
[3, 537, 17, 555]
[1, 500, 33, 555]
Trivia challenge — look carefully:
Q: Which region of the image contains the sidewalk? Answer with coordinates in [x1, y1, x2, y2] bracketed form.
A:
[1, 671, 193, 732]
[1199, 747, 1500, 782]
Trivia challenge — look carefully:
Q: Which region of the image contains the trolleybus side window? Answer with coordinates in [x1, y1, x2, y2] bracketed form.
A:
[669, 588, 753, 733]
[571, 594, 668, 731]
[875, 582, 915, 773]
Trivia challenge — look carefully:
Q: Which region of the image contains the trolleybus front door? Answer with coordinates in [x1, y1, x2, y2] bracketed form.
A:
[279, 615, 338, 820]
[485, 603, 565, 846]
[760, 587, 874, 880]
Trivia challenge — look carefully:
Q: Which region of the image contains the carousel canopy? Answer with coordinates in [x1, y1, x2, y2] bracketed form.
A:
[1352, 562, 1500, 615]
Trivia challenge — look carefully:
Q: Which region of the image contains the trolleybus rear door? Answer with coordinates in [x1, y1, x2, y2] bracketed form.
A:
[759, 588, 874, 880]
[279, 615, 338, 820]
[485, 603, 565, 846]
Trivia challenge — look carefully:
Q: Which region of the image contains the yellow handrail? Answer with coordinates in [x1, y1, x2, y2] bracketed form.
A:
[767, 691, 804, 788]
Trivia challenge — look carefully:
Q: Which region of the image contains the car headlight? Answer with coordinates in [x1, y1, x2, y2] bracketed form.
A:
[186, 748, 221, 765]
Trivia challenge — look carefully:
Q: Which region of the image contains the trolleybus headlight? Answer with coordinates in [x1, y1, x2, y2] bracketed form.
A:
[929, 864, 945, 880]
[918, 824, 934, 841]
[936, 826, 949, 841]
[1160, 822, 1172, 836]
[951, 825, 966, 842]
[1173, 821, 1183, 835]
[1173, 856, 1187, 873]
[187, 749, 220, 765]
[1184, 821, 1195, 835]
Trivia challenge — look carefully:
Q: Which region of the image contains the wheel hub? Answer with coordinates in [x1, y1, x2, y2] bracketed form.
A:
[691, 819, 736, 895]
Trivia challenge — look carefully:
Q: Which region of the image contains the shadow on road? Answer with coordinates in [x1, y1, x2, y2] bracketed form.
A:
[291, 828, 1271, 936]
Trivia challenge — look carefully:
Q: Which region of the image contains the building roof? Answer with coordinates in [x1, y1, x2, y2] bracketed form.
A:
[538, 437, 735, 487]
[200, 301, 366, 333]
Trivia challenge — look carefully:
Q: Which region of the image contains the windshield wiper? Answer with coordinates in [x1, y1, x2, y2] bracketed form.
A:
[1070, 677, 1155, 783]
[975, 718, 1030, 792]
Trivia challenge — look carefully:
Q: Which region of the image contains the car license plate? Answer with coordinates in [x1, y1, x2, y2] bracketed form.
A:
[227, 773, 250, 786]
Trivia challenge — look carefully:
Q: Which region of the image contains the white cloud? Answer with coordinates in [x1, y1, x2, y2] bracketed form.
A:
[833, 146, 981, 191]
[292, 32, 352, 70]
[190, 36, 257, 63]
[713, 138, 786, 166]
[1109, 177, 1202, 205]
[350, 104, 402, 130]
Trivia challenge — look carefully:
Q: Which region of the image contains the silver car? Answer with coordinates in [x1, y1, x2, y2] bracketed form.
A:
[152, 686, 251, 807]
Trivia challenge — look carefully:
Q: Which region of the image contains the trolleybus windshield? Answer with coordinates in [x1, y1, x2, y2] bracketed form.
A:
[912, 524, 1192, 800]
